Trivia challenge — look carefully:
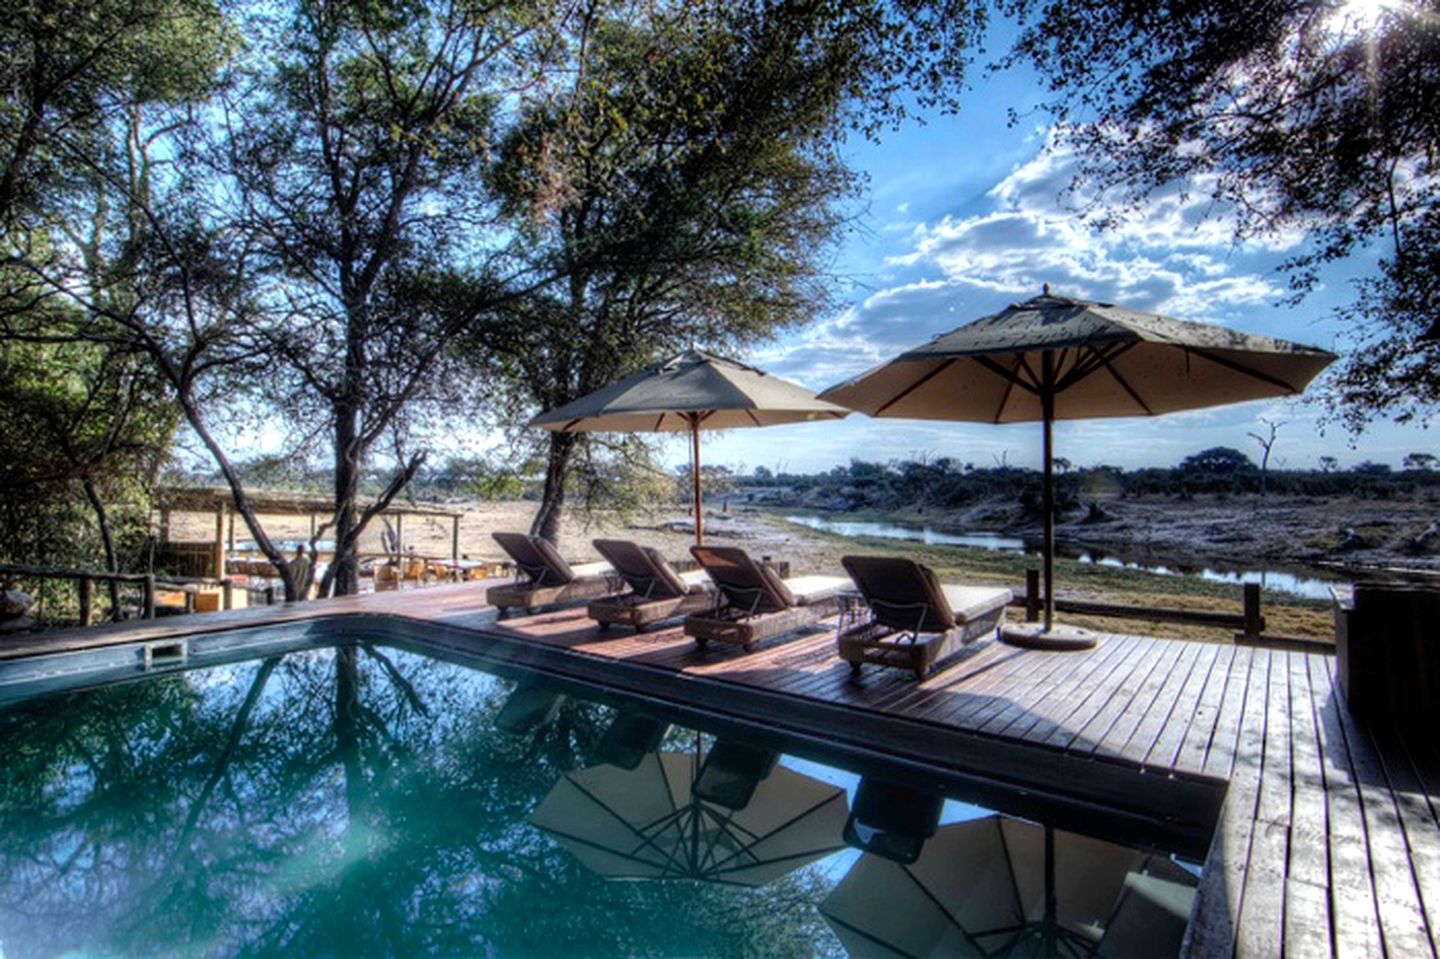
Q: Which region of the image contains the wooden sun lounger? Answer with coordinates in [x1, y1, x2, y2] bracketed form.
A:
[587, 539, 714, 632]
[683, 545, 848, 652]
[485, 532, 619, 614]
[838, 555, 1012, 679]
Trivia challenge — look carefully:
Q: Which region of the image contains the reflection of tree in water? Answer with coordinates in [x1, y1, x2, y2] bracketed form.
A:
[0, 646, 836, 958]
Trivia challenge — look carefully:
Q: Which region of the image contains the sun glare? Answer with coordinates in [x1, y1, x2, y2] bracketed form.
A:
[1329, 0, 1403, 35]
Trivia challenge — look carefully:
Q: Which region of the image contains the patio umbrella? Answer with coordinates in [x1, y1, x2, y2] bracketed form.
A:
[529, 745, 849, 886]
[818, 288, 1336, 646]
[529, 350, 848, 544]
[820, 815, 1198, 958]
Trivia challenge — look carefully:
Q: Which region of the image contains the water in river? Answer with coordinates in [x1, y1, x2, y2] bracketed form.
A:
[783, 514, 1341, 600]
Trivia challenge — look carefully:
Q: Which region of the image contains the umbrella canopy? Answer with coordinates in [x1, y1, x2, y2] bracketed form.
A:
[819, 289, 1336, 640]
[529, 748, 849, 886]
[820, 815, 1198, 958]
[529, 350, 848, 543]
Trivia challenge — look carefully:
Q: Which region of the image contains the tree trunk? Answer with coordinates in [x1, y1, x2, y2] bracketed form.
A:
[81, 477, 122, 615]
[531, 431, 578, 545]
[330, 406, 363, 597]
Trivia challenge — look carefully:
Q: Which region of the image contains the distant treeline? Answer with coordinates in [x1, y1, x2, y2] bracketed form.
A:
[735, 447, 1440, 514]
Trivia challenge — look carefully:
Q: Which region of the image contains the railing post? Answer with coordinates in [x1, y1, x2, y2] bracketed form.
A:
[143, 574, 156, 620]
[1025, 569, 1041, 623]
[78, 576, 92, 626]
[1242, 582, 1263, 641]
[222, 580, 234, 611]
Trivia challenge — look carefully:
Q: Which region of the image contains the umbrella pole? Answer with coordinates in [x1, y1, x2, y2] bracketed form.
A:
[1041, 352, 1055, 632]
[690, 415, 704, 546]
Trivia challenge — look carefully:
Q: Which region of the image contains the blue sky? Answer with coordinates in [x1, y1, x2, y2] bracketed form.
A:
[685, 23, 1434, 475]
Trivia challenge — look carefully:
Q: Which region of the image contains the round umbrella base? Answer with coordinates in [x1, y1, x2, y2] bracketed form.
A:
[1000, 622, 1098, 650]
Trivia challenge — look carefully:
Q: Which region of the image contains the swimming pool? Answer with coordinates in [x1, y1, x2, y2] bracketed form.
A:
[0, 626, 1202, 957]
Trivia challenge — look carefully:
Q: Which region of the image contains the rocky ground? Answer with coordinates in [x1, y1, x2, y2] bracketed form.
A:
[921, 493, 1440, 574]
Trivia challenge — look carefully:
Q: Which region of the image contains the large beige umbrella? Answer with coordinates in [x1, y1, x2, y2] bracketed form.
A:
[821, 815, 1199, 958]
[530, 350, 848, 544]
[819, 288, 1336, 646]
[529, 746, 849, 886]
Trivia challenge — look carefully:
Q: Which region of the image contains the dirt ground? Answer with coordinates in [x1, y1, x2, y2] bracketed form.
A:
[171, 498, 1341, 642]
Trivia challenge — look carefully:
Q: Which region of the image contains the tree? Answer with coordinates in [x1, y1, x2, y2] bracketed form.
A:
[1319, 455, 1340, 473]
[1178, 447, 1255, 475]
[1246, 418, 1283, 497]
[1403, 452, 1437, 472]
[477, 1, 985, 542]
[1002, 0, 1440, 429]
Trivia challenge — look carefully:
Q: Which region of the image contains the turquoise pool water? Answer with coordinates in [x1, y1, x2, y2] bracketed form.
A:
[0, 638, 1200, 958]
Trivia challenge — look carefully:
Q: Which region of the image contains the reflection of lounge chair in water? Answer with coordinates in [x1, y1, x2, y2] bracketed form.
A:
[485, 532, 617, 614]
[587, 539, 713, 632]
[594, 712, 672, 770]
[839, 555, 1012, 679]
[494, 681, 565, 734]
[683, 546, 848, 652]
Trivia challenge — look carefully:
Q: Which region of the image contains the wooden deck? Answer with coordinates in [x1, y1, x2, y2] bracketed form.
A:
[3, 579, 1437, 958]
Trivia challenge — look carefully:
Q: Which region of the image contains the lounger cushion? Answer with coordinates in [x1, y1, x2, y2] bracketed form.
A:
[641, 546, 695, 597]
[758, 563, 797, 609]
[693, 545, 794, 613]
[941, 585, 1014, 623]
[678, 567, 711, 595]
[531, 536, 577, 582]
[784, 575, 850, 605]
[570, 561, 613, 580]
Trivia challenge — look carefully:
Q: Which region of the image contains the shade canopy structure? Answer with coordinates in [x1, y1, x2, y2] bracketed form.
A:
[821, 815, 1199, 958]
[529, 747, 849, 886]
[528, 350, 848, 544]
[819, 289, 1336, 643]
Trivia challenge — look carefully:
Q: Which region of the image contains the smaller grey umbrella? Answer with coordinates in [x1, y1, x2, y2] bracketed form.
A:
[529, 350, 848, 544]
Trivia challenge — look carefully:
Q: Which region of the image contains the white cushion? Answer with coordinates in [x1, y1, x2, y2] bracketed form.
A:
[784, 574, 851, 605]
[941, 584, 1013, 623]
[570, 561, 613, 580]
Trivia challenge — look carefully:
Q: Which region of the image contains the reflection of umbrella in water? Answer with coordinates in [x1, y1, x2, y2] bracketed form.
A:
[530, 741, 849, 885]
[820, 288, 1336, 647]
[529, 350, 848, 544]
[821, 814, 1198, 958]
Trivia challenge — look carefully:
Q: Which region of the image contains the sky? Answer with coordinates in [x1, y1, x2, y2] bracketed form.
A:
[681, 18, 1436, 476]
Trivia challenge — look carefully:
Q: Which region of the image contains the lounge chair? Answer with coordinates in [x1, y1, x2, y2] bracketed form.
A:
[587, 539, 714, 632]
[485, 532, 618, 614]
[684, 545, 848, 652]
[839, 555, 1012, 679]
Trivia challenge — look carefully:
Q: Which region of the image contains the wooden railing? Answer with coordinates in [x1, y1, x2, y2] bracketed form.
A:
[0, 563, 249, 625]
[1012, 569, 1332, 651]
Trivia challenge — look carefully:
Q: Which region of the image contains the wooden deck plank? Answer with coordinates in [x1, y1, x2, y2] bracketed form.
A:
[1321, 658, 1436, 958]
[1129, 639, 1218, 769]
[1235, 650, 1290, 959]
[1310, 654, 1386, 959]
[1202, 645, 1259, 780]
[997, 635, 1144, 746]
[1038, 636, 1168, 751]
[1184, 649, 1270, 959]
[1172, 642, 1239, 773]
[1284, 649, 1333, 959]
[1367, 720, 1440, 957]
[968, 637, 1133, 739]
[1089, 637, 1196, 761]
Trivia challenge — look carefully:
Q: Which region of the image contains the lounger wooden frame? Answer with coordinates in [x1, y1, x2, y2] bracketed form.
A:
[686, 598, 842, 652]
[683, 545, 846, 653]
[838, 555, 1011, 679]
[836, 606, 1006, 679]
[587, 539, 713, 632]
[486, 532, 619, 615]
